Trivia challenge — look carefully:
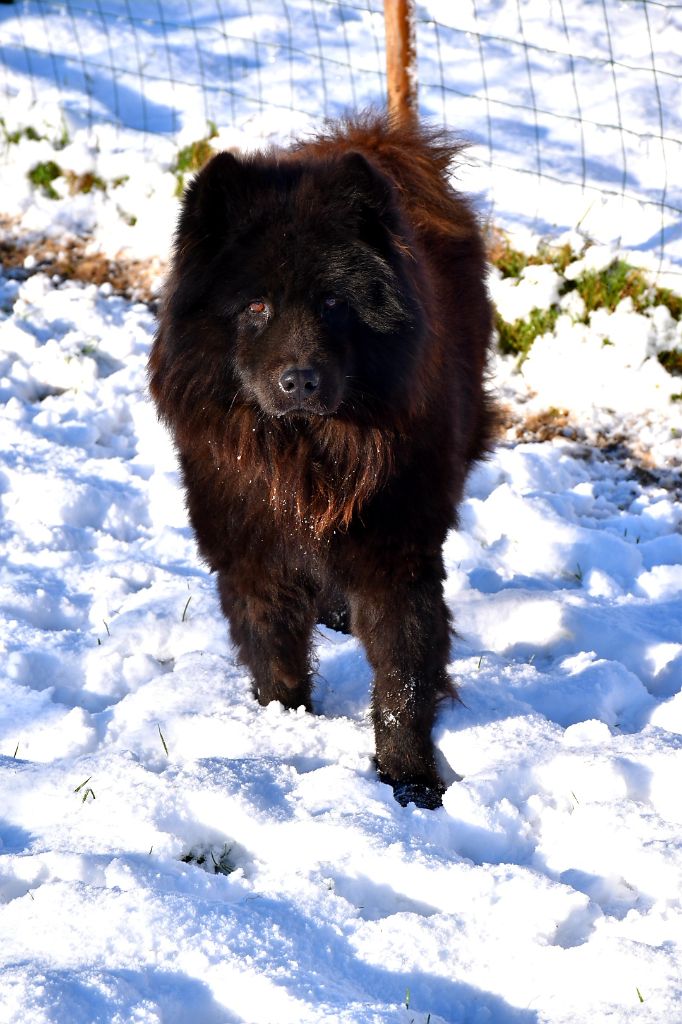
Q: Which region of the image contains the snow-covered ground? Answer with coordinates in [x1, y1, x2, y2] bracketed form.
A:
[1, 261, 681, 1024]
[1, 3, 681, 1023]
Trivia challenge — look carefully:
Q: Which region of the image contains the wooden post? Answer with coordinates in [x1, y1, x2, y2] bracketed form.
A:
[383, 0, 417, 123]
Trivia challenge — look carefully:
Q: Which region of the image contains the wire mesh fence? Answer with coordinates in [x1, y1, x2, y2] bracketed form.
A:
[0, 1, 389, 138]
[1, 0, 680, 262]
[417, 0, 681, 263]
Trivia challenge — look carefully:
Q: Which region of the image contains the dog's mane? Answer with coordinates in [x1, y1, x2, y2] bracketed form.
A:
[149, 357, 397, 537]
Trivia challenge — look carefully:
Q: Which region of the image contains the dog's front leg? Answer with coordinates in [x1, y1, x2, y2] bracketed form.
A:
[348, 560, 452, 809]
[217, 564, 316, 712]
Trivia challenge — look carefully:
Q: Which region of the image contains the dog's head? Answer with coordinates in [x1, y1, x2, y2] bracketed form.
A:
[164, 148, 423, 421]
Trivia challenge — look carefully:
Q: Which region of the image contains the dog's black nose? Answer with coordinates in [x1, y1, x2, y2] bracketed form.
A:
[278, 367, 320, 400]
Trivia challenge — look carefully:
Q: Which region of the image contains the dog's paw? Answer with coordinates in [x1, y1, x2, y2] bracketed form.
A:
[384, 778, 444, 810]
[392, 781, 443, 810]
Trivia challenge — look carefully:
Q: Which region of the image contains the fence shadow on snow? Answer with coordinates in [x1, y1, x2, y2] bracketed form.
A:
[0, 0, 680, 263]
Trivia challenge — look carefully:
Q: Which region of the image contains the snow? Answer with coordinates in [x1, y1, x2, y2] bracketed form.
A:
[1, 2, 682, 1023]
[1, 264, 681, 1024]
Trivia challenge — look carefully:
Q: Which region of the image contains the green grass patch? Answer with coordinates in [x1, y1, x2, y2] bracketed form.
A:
[491, 239, 530, 279]
[652, 286, 682, 320]
[28, 160, 63, 199]
[495, 306, 560, 356]
[490, 234, 580, 279]
[570, 259, 682, 322]
[1, 118, 46, 146]
[172, 122, 219, 196]
[572, 259, 649, 315]
[491, 237, 682, 371]
[1, 117, 69, 150]
[27, 163, 128, 200]
[658, 350, 682, 376]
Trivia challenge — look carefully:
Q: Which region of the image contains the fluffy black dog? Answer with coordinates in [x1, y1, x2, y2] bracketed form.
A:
[149, 114, 494, 809]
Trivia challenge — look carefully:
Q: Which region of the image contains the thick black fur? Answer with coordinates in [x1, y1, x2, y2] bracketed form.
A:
[149, 114, 495, 809]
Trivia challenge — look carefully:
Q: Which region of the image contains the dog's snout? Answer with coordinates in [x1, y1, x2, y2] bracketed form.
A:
[278, 367, 320, 401]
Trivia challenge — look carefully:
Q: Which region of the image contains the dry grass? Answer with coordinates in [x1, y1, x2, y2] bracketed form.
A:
[0, 216, 163, 305]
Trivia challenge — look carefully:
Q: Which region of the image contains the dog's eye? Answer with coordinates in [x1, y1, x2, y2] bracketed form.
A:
[247, 300, 268, 315]
[322, 295, 338, 310]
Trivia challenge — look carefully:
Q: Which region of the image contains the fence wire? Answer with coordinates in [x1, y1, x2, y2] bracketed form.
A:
[0, 0, 680, 263]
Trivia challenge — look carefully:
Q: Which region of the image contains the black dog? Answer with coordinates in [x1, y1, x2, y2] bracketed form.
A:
[149, 114, 494, 809]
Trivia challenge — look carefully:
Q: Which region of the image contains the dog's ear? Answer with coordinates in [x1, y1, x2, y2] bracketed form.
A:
[178, 151, 255, 237]
[179, 151, 246, 224]
[330, 151, 394, 216]
[327, 151, 404, 247]
[165, 152, 257, 317]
